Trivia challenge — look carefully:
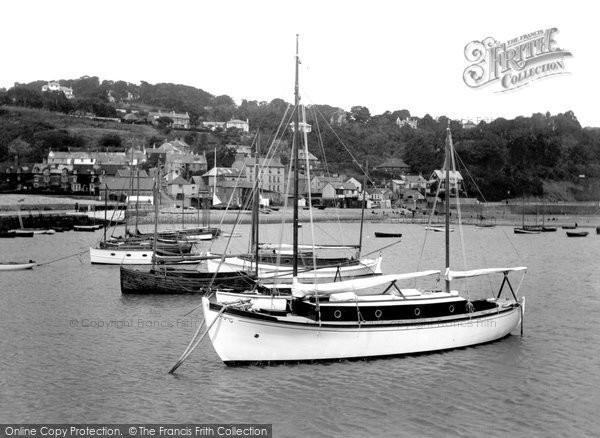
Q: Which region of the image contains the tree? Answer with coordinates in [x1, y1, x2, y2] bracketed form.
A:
[348, 106, 371, 124]
[156, 116, 174, 134]
[7, 138, 33, 164]
[98, 133, 122, 149]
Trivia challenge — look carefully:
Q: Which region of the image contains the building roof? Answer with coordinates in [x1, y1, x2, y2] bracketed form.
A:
[102, 176, 154, 192]
[375, 157, 410, 170]
[326, 182, 357, 190]
[116, 169, 149, 178]
[95, 152, 129, 165]
[235, 156, 284, 168]
[402, 189, 425, 200]
[167, 153, 206, 165]
[202, 167, 243, 178]
[167, 175, 190, 186]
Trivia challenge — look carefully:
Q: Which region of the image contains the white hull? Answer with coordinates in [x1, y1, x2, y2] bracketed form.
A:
[207, 255, 382, 283]
[87, 210, 126, 223]
[89, 247, 154, 264]
[202, 297, 523, 363]
[0, 262, 36, 271]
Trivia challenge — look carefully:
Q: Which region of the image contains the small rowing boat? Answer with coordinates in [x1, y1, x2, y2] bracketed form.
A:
[566, 231, 588, 237]
[0, 260, 36, 271]
[374, 231, 402, 238]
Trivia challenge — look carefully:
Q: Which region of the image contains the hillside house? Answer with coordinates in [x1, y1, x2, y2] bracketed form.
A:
[429, 170, 464, 195]
[41, 81, 74, 99]
[148, 110, 191, 129]
[322, 182, 358, 207]
[231, 155, 285, 194]
[374, 158, 411, 177]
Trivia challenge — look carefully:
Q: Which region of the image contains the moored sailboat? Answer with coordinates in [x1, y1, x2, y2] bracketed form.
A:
[186, 38, 526, 367]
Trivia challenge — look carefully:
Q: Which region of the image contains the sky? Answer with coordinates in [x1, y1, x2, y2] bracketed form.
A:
[2, 0, 597, 126]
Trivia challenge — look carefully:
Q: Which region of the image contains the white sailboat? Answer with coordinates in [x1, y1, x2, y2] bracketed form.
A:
[206, 82, 381, 284]
[194, 37, 527, 365]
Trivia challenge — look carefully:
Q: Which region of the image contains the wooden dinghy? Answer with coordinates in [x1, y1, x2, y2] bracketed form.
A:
[0, 260, 36, 271]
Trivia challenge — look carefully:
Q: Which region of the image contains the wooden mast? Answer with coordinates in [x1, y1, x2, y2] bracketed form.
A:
[445, 125, 452, 294]
[293, 34, 300, 279]
[252, 132, 260, 277]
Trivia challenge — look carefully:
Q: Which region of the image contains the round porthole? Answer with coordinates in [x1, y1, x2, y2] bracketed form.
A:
[142, 254, 147, 257]
[334, 310, 342, 319]
[449, 305, 455, 313]
[110, 253, 116, 256]
[414, 307, 421, 317]
[374, 309, 382, 319]
[254, 334, 259, 338]
[126, 254, 131, 257]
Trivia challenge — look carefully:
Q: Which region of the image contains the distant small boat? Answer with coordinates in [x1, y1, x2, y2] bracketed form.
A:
[10, 228, 54, 235]
[514, 227, 540, 234]
[562, 225, 577, 230]
[0, 260, 36, 271]
[374, 231, 402, 238]
[12, 229, 34, 237]
[522, 225, 543, 232]
[475, 223, 496, 229]
[541, 226, 557, 232]
[316, 205, 326, 210]
[566, 231, 588, 237]
[0, 231, 16, 238]
[597, 226, 600, 235]
[74, 224, 103, 232]
[425, 226, 453, 232]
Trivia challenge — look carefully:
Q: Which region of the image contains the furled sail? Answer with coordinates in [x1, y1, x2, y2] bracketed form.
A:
[292, 270, 440, 298]
[445, 266, 527, 281]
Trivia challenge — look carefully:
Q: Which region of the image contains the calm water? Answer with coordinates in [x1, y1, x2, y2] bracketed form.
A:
[1, 220, 599, 437]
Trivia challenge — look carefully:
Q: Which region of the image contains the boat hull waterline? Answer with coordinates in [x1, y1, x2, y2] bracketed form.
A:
[202, 297, 523, 364]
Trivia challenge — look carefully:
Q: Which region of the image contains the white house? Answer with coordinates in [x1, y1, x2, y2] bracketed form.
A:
[42, 81, 74, 99]
[226, 119, 250, 132]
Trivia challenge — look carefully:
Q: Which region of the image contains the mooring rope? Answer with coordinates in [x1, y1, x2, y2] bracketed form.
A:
[168, 300, 250, 374]
[36, 249, 89, 266]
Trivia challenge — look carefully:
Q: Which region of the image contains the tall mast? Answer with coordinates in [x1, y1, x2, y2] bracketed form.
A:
[293, 34, 300, 278]
[445, 125, 452, 293]
[152, 168, 160, 270]
[213, 147, 217, 206]
[252, 132, 260, 276]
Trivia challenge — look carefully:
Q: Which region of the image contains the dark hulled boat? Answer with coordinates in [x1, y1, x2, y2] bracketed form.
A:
[120, 266, 261, 294]
[374, 232, 403, 238]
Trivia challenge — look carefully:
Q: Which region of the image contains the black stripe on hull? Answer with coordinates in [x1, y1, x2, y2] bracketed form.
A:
[208, 301, 520, 328]
[293, 298, 500, 322]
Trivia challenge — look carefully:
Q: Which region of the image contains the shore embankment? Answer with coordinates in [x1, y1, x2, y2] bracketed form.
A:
[1, 194, 599, 230]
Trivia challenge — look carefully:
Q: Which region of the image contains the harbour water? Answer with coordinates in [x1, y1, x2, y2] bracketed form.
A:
[1, 221, 599, 437]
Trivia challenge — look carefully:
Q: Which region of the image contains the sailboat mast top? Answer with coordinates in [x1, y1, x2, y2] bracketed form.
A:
[293, 34, 300, 278]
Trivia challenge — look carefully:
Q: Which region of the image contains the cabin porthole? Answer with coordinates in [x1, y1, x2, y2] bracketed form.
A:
[142, 254, 147, 257]
[110, 253, 116, 256]
[414, 307, 421, 317]
[374, 309, 382, 319]
[334, 310, 342, 319]
[449, 305, 455, 313]
[126, 254, 131, 257]
[254, 334, 259, 338]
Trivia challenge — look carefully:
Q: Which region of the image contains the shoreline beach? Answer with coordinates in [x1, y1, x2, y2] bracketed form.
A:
[0, 194, 598, 228]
